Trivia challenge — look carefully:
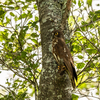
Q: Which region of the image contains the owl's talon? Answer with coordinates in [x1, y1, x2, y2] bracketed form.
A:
[58, 66, 60, 70]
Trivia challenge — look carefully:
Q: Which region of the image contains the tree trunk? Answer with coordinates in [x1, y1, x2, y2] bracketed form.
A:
[37, 0, 72, 100]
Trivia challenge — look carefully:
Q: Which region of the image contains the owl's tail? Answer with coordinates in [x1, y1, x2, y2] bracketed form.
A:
[71, 63, 77, 89]
[64, 60, 77, 89]
[71, 78, 76, 89]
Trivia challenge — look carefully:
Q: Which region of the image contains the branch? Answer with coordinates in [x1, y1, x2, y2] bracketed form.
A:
[0, 58, 35, 86]
[71, 11, 100, 52]
[76, 90, 100, 99]
[75, 37, 98, 75]
[72, 18, 100, 33]
[61, 0, 72, 30]
[0, 93, 5, 96]
[78, 53, 97, 76]
[0, 84, 16, 98]
[77, 75, 100, 88]
[0, 25, 13, 29]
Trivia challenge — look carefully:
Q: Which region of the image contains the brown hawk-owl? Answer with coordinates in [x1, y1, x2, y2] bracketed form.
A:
[52, 30, 77, 88]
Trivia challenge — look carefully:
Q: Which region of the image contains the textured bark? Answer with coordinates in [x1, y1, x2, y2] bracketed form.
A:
[37, 0, 72, 100]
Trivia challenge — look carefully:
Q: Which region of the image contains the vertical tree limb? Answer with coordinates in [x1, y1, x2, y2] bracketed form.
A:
[37, 0, 72, 100]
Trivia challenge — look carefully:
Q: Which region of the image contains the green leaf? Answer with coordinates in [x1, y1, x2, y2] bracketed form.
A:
[23, 26, 29, 31]
[77, 55, 83, 59]
[7, 6, 15, 9]
[6, 82, 11, 86]
[0, 10, 6, 18]
[87, 0, 92, 6]
[18, 92, 27, 99]
[13, 74, 16, 78]
[35, 25, 38, 31]
[25, 47, 32, 52]
[78, 0, 81, 7]
[21, 51, 27, 58]
[72, 44, 81, 53]
[32, 22, 37, 27]
[9, 43, 13, 48]
[10, 12, 15, 17]
[93, 15, 97, 21]
[86, 48, 97, 55]
[34, 4, 38, 10]
[95, 10, 100, 14]
[77, 62, 85, 69]
[31, 39, 39, 44]
[98, 27, 100, 36]
[19, 13, 27, 19]
[68, 16, 74, 27]
[6, 17, 11, 23]
[75, 31, 81, 36]
[32, 53, 37, 57]
[32, 63, 39, 69]
[0, 35, 3, 41]
[15, 6, 20, 10]
[31, 33, 39, 38]
[22, 5, 28, 10]
[72, 0, 76, 4]
[25, 67, 31, 71]
[35, 16, 39, 22]
[78, 83, 87, 89]
[72, 94, 79, 100]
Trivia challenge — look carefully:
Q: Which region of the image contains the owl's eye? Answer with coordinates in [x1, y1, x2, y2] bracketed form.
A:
[55, 32, 58, 35]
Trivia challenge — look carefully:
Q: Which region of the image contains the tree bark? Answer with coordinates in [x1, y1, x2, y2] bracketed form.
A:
[37, 0, 72, 100]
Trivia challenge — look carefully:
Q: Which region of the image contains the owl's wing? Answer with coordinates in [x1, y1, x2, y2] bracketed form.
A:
[53, 38, 77, 88]
[63, 46, 77, 81]
[63, 57, 77, 88]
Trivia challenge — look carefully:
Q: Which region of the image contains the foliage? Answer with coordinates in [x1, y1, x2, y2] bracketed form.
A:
[0, 0, 40, 99]
[70, 0, 100, 99]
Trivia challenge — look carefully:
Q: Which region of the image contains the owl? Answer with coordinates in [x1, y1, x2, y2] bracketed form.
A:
[52, 30, 77, 88]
